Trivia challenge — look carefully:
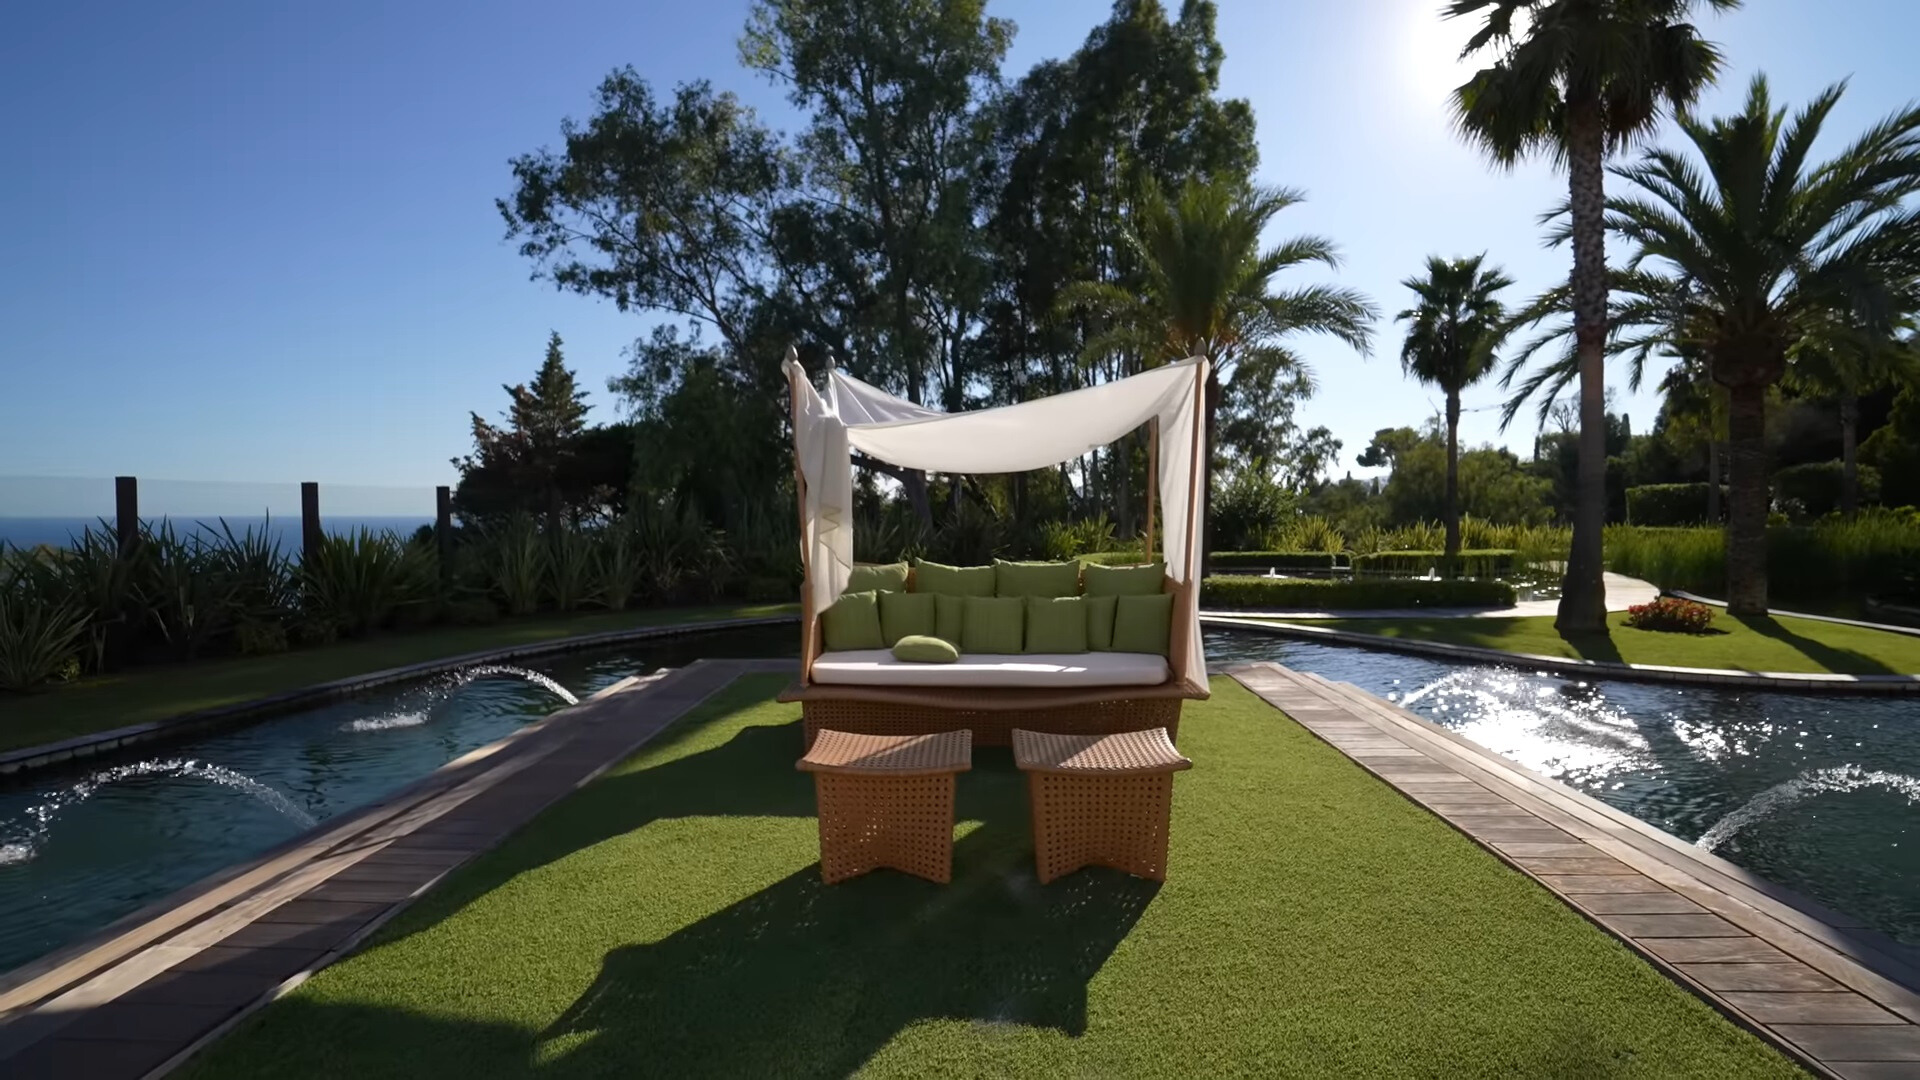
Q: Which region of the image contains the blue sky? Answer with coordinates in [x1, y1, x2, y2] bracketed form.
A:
[2, 0, 1914, 515]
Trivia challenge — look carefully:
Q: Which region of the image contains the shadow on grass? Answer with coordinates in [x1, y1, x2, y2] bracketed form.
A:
[1732, 615, 1897, 676]
[228, 717, 1157, 1078]
[1556, 629, 1624, 666]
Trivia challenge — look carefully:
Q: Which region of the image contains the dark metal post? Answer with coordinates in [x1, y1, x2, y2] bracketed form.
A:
[435, 486, 453, 579]
[301, 482, 322, 565]
[114, 476, 139, 554]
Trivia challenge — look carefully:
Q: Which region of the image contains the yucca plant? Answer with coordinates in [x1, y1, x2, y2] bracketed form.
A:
[203, 517, 295, 633]
[139, 522, 236, 661]
[49, 521, 145, 673]
[547, 524, 597, 612]
[594, 516, 643, 611]
[482, 513, 547, 616]
[0, 567, 89, 691]
[299, 528, 435, 637]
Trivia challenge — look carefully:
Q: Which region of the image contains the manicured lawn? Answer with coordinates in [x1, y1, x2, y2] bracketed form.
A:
[1298, 611, 1920, 676]
[185, 676, 1799, 1079]
[0, 604, 795, 754]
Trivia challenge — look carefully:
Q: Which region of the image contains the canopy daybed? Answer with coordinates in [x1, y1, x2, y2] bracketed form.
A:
[779, 350, 1211, 747]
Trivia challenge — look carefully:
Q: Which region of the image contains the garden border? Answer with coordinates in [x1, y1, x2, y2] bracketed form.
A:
[0, 614, 800, 780]
[1203, 615, 1920, 695]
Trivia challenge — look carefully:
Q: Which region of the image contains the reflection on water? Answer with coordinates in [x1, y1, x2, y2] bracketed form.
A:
[0, 626, 796, 974]
[1208, 628, 1920, 946]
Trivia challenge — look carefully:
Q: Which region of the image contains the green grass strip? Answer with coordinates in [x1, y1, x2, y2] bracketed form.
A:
[185, 676, 1799, 1079]
[1297, 611, 1920, 676]
[0, 604, 795, 753]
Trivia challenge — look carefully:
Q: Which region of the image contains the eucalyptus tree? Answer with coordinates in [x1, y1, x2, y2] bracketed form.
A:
[1445, 0, 1737, 631]
[1396, 255, 1515, 571]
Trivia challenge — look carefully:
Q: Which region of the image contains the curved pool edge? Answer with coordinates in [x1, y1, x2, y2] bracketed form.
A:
[1205, 615, 1920, 696]
[0, 614, 800, 781]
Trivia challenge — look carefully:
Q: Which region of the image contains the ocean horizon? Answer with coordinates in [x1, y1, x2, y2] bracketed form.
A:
[0, 516, 437, 552]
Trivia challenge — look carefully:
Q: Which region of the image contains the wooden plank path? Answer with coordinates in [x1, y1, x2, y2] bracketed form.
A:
[1231, 661, 1920, 1080]
[0, 658, 792, 1079]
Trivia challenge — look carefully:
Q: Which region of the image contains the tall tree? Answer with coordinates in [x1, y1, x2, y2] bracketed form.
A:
[457, 332, 596, 527]
[1596, 77, 1920, 612]
[1062, 177, 1375, 565]
[1395, 255, 1515, 572]
[1786, 301, 1920, 518]
[741, 0, 1012, 522]
[1446, 0, 1736, 632]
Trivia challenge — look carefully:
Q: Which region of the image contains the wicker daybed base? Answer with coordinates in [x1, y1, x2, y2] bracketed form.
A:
[779, 681, 1203, 749]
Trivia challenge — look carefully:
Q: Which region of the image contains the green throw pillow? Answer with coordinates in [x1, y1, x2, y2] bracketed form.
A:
[879, 590, 936, 646]
[1085, 594, 1118, 651]
[1025, 596, 1088, 653]
[994, 559, 1082, 598]
[821, 590, 885, 651]
[846, 561, 910, 594]
[1084, 560, 1166, 596]
[934, 593, 966, 646]
[1111, 592, 1174, 656]
[892, 634, 959, 664]
[911, 559, 996, 596]
[961, 595, 1025, 654]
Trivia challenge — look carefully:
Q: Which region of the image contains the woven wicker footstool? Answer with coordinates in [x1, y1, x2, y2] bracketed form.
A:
[1012, 727, 1192, 885]
[797, 729, 972, 885]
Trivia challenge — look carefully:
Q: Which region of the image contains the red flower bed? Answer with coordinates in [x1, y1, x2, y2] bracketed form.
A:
[1624, 596, 1716, 633]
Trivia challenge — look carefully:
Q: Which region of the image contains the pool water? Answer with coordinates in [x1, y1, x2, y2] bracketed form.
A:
[0, 626, 795, 974]
[1207, 628, 1920, 948]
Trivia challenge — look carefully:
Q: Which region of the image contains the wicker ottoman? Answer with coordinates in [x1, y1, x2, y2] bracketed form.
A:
[797, 729, 972, 885]
[1012, 727, 1192, 885]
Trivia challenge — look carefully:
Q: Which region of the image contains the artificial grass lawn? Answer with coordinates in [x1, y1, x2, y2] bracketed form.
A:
[0, 604, 794, 754]
[186, 676, 1800, 1079]
[1299, 610, 1920, 676]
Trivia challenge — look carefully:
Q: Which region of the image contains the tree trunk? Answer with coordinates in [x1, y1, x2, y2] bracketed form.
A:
[1724, 381, 1771, 615]
[1555, 104, 1611, 633]
[1706, 439, 1722, 522]
[1200, 369, 1221, 575]
[1840, 387, 1860, 519]
[1444, 387, 1461, 577]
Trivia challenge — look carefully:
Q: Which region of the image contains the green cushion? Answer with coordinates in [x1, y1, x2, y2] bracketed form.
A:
[961, 595, 1024, 654]
[934, 593, 966, 645]
[846, 561, 909, 594]
[821, 590, 885, 651]
[1112, 592, 1174, 656]
[1025, 596, 1089, 653]
[1084, 560, 1166, 596]
[878, 590, 936, 646]
[911, 560, 996, 596]
[1085, 594, 1118, 651]
[891, 634, 959, 664]
[994, 559, 1082, 598]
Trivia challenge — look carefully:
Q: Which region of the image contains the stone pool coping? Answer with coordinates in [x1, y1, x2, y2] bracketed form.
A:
[1234, 661, 1920, 1078]
[0, 658, 794, 1078]
[0, 614, 800, 780]
[1204, 614, 1920, 695]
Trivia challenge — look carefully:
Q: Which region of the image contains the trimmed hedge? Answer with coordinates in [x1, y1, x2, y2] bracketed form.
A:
[1078, 550, 1160, 567]
[1626, 483, 1725, 526]
[1350, 550, 1517, 578]
[1208, 551, 1346, 572]
[1202, 575, 1516, 610]
[1774, 460, 1881, 519]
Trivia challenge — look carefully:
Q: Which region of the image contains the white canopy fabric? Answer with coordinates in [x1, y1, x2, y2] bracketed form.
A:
[785, 354, 1209, 684]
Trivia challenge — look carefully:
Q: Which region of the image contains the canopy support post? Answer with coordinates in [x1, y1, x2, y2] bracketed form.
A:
[1144, 418, 1158, 564]
[788, 348, 816, 687]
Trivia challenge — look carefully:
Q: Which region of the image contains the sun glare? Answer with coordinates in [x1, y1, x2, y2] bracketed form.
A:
[1398, 2, 1479, 112]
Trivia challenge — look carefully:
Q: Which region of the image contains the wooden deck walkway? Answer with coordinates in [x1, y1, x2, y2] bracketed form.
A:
[1231, 661, 1920, 1079]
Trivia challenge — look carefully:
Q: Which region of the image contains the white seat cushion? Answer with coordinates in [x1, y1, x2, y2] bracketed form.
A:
[811, 650, 1170, 689]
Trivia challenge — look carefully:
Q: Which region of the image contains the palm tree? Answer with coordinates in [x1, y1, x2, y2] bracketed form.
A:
[1395, 255, 1515, 573]
[1786, 303, 1920, 518]
[1446, 0, 1737, 633]
[1061, 177, 1376, 565]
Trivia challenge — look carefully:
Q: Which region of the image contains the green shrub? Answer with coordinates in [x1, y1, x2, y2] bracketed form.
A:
[1773, 460, 1881, 519]
[299, 529, 436, 636]
[1209, 551, 1343, 573]
[1266, 515, 1346, 553]
[0, 559, 90, 692]
[234, 619, 289, 656]
[483, 513, 548, 615]
[547, 526, 596, 612]
[1626, 484, 1725, 526]
[1351, 550, 1517, 578]
[594, 518, 643, 611]
[1201, 575, 1515, 610]
[1040, 515, 1118, 559]
[1211, 466, 1295, 551]
[1606, 512, 1920, 606]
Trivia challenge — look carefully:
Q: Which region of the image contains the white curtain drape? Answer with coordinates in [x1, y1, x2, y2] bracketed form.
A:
[785, 356, 1209, 679]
